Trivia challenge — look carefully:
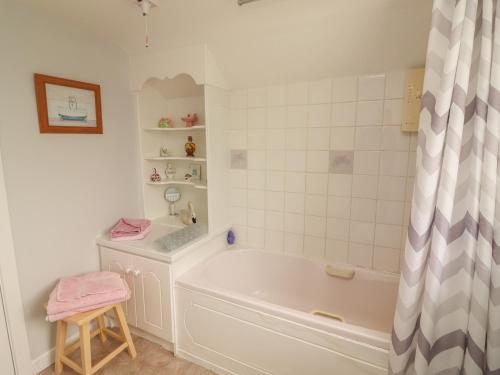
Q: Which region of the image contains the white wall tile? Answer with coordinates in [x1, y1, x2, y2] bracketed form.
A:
[308, 128, 330, 150]
[267, 86, 287, 107]
[247, 189, 265, 209]
[356, 101, 383, 126]
[247, 150, 266, 170]
[333, 76, 358, 102]
[376, 200, 405, 225]
[230, 90, 247, 109]
[266, 191, 285, 211]
[247, 170, 266, 189]
[306, 173, 328, 195]
[406, 177, 414, 202]
[247, 227, 265, 248]
[348, 242, 373, 268]
[267, 150, 286, 171]
[327, 196, 351, 219]
[231, 188, 247, 207]
[374, 224, 402, 248]
[285, 192, 305, 213]
[325, 239, 349, 263]
[328, 174, 352, 197]
[267, 107, 287, 128]
[265, 230, 284, 251]
[285, 172, 306, 193]
[230, 109, 247, 129]
[231, 206, 247, 225]
[266, 129, 286, 149]
[385, 71, 405, 99]
[286, 128, 308, 150]
[247, 108, 267, 129]
[266, 211, 284, 231]
[309, 79, 332, 104]
[379, 151, 409, 176]
[383, 99, 403, 125]
[351, 175, 378, 199]
[284, 212, 305, 233]
[332, 102, 356, 127]
[287, 82, 309, 105]
[354, 127, 381, 150]
[248, 208, 265, 228]
[330, 128, 355, 150]
[232, 225, 248, 246]
[374, 246, 400, 273]
[247, 88, 267, 108]
[326, 218, 349, 241]
[358, 74, 385, 100]
[286, 150, 307, 172]
[349, 221, 375, 244]
[353, 151, 380, 175]
[381, 126, 410, 151]
[266, 171, 285, 191]
[248, 129, 267, 149]
[305, 194, 327, 216]
[307, 104, 331, 127]
[304, 235, 326, 258]
[408, 152, 416, 177]
[410, 133, 418, 152]
[284, 232, 304, 254]
[307, 151, 329, 173]
[350, 198, 376, 222]
[377, 176, 406, 201]
[230, 170, 247, 189]
[286, 106, 308, 127]
[229, 130, 247, 149]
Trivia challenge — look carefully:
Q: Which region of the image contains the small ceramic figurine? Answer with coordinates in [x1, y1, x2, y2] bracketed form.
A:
[184, 173, 192, 182]
[185, 136, 196, 157]
[165, 163, 175, 180]
[160, 146, 169, 157]
[181, 113, 198, 128]
[150, 168, 161, 182]
[158, 117, 173, 128]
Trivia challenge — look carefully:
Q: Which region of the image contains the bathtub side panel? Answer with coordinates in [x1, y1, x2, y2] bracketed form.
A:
[175, 286, 388, 375]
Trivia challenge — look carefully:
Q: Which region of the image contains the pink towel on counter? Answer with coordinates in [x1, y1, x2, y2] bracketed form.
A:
[110, 218, 151, 241]
[46, 271, 129, 322]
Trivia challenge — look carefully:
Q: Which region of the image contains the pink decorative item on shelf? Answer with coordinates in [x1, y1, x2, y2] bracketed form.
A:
[181, 113, 198, 128]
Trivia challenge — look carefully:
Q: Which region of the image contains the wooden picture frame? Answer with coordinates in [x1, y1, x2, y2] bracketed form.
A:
[34, 73, 103, 134]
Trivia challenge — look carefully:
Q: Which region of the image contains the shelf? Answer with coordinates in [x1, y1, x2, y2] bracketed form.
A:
[145, 156, 207, 162]
[143, 126, 205, 132]
[146, 180, 207, 190]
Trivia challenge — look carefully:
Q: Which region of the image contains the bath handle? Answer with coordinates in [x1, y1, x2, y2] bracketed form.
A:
[311, 310, 345, 322]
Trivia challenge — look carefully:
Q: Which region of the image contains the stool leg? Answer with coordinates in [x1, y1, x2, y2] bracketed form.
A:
[54, 320, 67, 375]
[113, 304, 136, 358]
[79, 322, 92, 375]
[96, 315, 107, 343]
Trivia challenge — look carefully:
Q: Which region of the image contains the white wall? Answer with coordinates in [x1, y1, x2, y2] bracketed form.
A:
[0, 2, 142, 363]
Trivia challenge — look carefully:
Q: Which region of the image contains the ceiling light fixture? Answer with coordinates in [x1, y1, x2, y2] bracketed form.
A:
[136, 0, 158, 47]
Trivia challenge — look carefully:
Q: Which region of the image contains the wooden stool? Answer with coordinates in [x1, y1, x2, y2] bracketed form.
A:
[54, 303, 136, 375]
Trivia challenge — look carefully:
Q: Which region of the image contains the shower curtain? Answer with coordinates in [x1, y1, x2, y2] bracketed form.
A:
[389, 0, 500, 374]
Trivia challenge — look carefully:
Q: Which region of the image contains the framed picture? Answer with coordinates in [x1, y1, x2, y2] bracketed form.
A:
[34, 73, 102, 134]
[189, 164, 201, 180]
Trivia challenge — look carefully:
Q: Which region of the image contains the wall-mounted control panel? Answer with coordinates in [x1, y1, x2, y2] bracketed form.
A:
[402, 68, 425, 133]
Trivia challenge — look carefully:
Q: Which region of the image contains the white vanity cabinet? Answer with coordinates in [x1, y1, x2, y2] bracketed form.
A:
[99, 246, 173, 343]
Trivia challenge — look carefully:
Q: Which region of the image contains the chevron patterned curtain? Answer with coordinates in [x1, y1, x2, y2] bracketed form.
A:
[389, 0, 500, 374]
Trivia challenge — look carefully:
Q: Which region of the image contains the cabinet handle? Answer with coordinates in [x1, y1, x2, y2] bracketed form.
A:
[132, 269, 141, 277]
[125, 268, 133, 274]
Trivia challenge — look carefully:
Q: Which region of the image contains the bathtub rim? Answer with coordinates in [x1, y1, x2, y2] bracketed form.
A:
[176, 247, 400, 351]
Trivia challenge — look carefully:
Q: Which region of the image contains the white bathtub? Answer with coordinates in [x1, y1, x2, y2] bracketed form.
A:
[174, 249, 399, 375]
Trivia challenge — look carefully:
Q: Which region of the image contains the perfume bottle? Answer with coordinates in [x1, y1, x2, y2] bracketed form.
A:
[185, 136, 196, 157]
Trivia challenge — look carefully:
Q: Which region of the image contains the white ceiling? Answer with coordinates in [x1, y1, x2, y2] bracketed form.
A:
[20, 0, 433, 88]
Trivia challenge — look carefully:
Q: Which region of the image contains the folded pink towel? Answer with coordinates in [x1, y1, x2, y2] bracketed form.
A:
[47, 271, 129, 322]
[110, 218, 151, 241]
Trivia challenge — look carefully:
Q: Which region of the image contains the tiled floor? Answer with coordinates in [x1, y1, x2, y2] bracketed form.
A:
[38, 331, 216, 375]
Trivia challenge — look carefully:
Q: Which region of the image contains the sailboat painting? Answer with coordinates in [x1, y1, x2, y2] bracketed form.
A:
[46, 84, 95, 126]
[34, 74, 102, 134]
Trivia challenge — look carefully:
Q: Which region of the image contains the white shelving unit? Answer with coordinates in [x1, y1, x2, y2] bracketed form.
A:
[143, 126, 206, 132]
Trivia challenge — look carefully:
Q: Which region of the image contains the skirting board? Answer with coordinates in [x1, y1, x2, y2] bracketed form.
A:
[176, 348, 236, 375]
[32, 330, 81, 374]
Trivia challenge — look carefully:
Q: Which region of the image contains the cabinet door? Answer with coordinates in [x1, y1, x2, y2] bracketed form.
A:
[99, 247, 138, 327]
[133, 255, 173, 342]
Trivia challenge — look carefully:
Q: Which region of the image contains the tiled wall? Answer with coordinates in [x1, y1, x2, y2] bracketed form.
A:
[227, 72, 417, 273]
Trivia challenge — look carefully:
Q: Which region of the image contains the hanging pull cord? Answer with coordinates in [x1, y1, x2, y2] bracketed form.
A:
[144, 14, 149, 48]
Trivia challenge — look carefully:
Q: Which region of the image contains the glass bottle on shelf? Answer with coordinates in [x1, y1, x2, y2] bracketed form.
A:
[185, 136, 196, 157]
